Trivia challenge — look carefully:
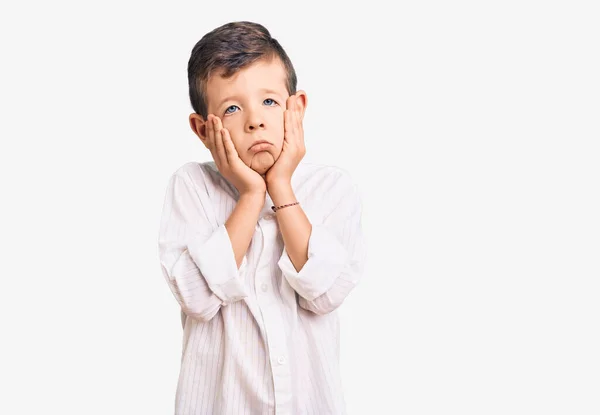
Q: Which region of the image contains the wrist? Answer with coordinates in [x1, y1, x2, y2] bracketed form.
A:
[239, 190, 266, 203]
[266, 177, 291, 189]
[268, 183, 295, 206]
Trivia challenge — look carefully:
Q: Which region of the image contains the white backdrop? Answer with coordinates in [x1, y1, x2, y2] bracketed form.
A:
[1, 1, 599, 414]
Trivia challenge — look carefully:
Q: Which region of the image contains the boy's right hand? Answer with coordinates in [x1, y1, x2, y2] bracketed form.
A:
[206, 114, 267, 197]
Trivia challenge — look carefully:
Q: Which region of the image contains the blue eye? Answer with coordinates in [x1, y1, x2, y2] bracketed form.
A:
[224, 99, 277, 115]
[225, 105, 239, 115]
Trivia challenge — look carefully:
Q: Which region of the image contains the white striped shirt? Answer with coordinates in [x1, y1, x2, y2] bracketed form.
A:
[157, 160, 367, 415]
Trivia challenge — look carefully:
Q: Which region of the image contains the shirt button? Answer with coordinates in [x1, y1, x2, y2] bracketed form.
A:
[261, 283, 268, 292]
[277, 356, 286, 365]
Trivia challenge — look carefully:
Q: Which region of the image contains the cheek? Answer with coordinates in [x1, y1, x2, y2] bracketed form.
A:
[222, 116, 237, 131]
[222, 119, 242, 142]
[270, 112, 285, 135]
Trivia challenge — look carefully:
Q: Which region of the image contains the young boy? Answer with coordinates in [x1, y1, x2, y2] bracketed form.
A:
[158, 21, 367, 415]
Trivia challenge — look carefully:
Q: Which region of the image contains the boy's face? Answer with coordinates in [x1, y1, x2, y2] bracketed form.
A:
[193, 57, 293, 175]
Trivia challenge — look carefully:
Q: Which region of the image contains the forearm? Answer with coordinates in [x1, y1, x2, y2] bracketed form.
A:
[225, 192, 265, 268]
[268, 180, 311, 272]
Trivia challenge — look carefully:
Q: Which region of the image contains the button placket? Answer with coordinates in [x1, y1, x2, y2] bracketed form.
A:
[255, 217, 292, 412]
[256, 217, 278, 304]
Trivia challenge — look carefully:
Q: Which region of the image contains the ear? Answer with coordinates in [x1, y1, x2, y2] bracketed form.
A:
[294, 90, 308, 120]
[189, 113, 209, 148]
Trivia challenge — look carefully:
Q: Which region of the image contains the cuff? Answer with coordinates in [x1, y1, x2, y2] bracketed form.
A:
[278, 224, 349, 301]
[188, 224, 248, 305]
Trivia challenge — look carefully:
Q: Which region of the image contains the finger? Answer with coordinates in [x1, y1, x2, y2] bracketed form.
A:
[285, 96, 293, 124]
[290, 95, 299, 132]
[295, 97, 302, 130]
[222, 128, 238, 164]
[206, 114, 215, 151]
[290, 97, 299, 131]
[213, 116, 227, 165]
[292, 111, 301, 144]
[290, 96, 299, 136]
[284, 108, 292, 137]
[207, 115, 222, 164]
[291, 98, 304, 148]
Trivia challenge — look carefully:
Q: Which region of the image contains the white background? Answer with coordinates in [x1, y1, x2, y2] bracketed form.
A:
[1, 0, 598, 414]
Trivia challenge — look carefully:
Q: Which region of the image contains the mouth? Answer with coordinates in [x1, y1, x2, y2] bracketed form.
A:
[249, 140, 272, 152]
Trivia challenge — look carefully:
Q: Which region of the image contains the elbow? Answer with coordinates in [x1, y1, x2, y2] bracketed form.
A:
[183, 302, 221, 323]
[298, 291, 347, 316]
[302, 302, 342, 316]
[165, 276, 223, 323]
[161, 251, 224, 323]
[298, 277, 359, 315]
[174, 286, 223, 322]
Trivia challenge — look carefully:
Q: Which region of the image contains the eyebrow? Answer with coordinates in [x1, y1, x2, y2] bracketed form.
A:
[217, 88, 284, 109]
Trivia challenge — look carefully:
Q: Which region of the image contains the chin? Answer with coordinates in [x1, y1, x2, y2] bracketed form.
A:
[252, 163, 272, 175]
[249, 152, 275, 175]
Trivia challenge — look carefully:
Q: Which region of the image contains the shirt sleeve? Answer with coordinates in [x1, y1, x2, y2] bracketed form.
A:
[277, 179, 367, 315]
[158, 170, 248, 322]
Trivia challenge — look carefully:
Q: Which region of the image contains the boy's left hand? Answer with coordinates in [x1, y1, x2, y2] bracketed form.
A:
[265, 93, 305, 185]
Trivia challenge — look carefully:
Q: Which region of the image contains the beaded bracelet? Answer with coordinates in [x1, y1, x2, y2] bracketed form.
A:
[271, 201, 300, 212]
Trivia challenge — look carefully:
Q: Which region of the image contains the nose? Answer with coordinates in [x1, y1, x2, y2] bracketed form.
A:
[245, 107, 265, 132]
